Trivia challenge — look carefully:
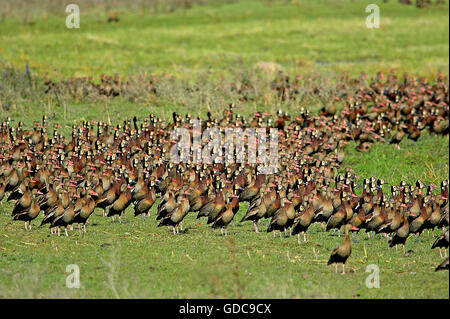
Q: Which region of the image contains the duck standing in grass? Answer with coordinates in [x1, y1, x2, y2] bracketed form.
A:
[327, 224, 357, 274]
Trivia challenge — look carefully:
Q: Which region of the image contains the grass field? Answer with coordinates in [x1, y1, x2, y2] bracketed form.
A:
[0, 0, 449, 299]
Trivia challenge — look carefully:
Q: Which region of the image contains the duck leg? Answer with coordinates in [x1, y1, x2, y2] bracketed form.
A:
[253, 221, 259, 233]
[57, 227, 61, 236]
[28, 223, 32, 231]
[335, 264, 338, 273]
[83, 224, 87, 233]
[342, 264, 345, 275]
[24, 221, 28, 231]
[220, 228, 224, 236]
[402, 244, 406, 256]
[439, 248, 443, 258]
[297, 233, 301, 244]
[65, 227, 69, 237]
[303, 231, 307, 242]
[118, 215, 122, 224]
[180, 222, 183, 231]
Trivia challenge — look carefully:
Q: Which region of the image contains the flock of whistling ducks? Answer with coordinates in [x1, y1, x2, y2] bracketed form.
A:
[1, 72, 449, 274]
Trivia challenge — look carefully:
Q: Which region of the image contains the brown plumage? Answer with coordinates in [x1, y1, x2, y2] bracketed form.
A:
[51, 203, 76, 236]
[13, 198, 41, 231]
[212, 193, 239, 235]
[435, 257, 449, 271]
[107, 183, 133, 223]
[431, 229, 449, 258]
[72, 190, 97, 232]
[291, 201, 316, 243]
[158, 194, 190, 234]
[267, 197, 295, 237]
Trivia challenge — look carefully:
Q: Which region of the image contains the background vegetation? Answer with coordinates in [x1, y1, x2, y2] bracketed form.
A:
[0, 0, 448, 298]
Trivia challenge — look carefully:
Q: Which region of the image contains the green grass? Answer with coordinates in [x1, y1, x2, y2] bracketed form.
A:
[0, 0, 448, 79]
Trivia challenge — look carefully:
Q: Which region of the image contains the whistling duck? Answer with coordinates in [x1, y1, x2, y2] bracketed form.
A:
[197, 188, 225, 223]
[158, 190, 190, 234]
[313, 187, 334, 226]
[424, 202, 442, 238]
[38, 183, 58, 212]
[438, 206, 449, 229]
[376, 202, 407, 240]
[96, 176, 122, 216]
[107, 182, 133, 223]
[188, 189, 212, 213]
[51, 202, 76, 236]
[409, 200, 429, 241]
[262, 184, 283, 221]
[291, 202, 315, 243]
[240, 187, 268, 233]
[134, 180, 157, 218]
[239, 174, 266, 202]
[72, 189, 97, 232]
[365, 199, 389, 240]
[327, 224, 358, 274]
[326, 193, 349, 235]
[0, 178, 5, 202]
[13, 192, 41, 231]
[11, 187, 32, 217]
[389, 122, 408, 149]
[157, 190, 177, 220]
